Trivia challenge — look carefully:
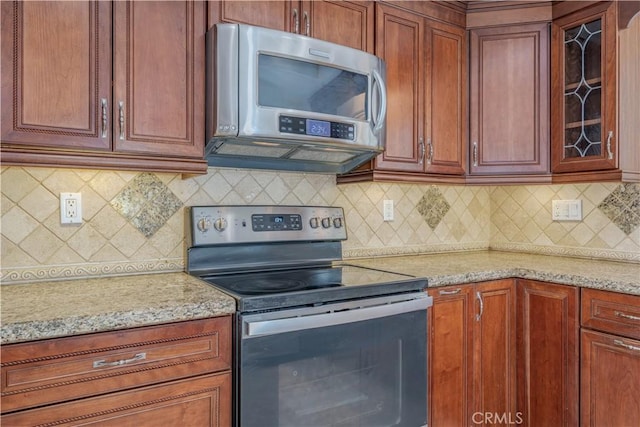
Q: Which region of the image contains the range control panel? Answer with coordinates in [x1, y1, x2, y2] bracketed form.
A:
[190, 205, 347, 246]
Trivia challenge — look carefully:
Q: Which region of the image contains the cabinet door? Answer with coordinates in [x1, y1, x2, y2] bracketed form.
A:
[113, 1, 205, 157]
[516, 280, 579, 427]
[428, 286, 474, 427]
[1, 1, 112, 150]
[208, 0, 294, 32]
[473, 280, 517, 424]
[551, 2, 617, 173]
[1, 373, 231, 427]
[425, 19, 466, 175]
[302, 1, 374, 53]
[469, 23, 550, 175]
[373, 3, 425, 172]
[581, 329, 640, 426]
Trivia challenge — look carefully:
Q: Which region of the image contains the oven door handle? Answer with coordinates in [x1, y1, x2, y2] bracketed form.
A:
[243, 295, 433, 338]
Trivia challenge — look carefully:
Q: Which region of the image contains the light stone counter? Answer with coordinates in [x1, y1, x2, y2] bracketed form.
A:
[1, 272, 235, 345]
[2, 251, 638, 345]
[345, 250, 640, 295]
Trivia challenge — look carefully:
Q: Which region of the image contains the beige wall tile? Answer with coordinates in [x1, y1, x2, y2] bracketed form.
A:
[2, 166, 638, 283]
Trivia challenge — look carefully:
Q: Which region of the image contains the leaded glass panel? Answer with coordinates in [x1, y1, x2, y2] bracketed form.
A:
[563, 18, 603, 159]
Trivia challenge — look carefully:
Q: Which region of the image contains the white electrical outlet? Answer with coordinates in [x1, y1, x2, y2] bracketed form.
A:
[60, 192, 82, 224]
[383, 199, 394, 221]
[552, 199, 582, 221]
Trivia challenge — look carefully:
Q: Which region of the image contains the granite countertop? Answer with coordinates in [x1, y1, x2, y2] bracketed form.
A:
[0, 272, 235, 345]
[2, 251, 639, 345]
[345, 250, 640, 295]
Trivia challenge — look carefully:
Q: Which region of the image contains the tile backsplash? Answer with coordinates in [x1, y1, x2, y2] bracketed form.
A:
[1, 166, 638, 283]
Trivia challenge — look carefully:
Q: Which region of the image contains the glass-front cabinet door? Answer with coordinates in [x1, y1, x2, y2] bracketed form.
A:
[551, 2, 617, 174]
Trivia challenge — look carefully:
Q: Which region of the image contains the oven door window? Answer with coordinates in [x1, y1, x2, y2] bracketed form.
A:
[238, 310, 427, 427]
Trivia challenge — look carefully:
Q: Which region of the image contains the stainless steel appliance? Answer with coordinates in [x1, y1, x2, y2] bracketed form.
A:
[187, 205, 432, 427]
[206, 24, 387, 174]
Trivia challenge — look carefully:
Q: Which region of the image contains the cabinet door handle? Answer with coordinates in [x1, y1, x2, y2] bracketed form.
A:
[93, 352, 146, 368]
[118, 101, 125, 140]
[476, 291, 483, 321]
[303, 11, 310, 36]
[472, 141, 478, 167]
[293, 9, 299, 34]
[614, 340, 640, 352]
[100, 98, 108, 138]
[419, 137, 425, 165]
[615, 311, 640, 321]
[606, 130, 614, 160]
[427, 138, 433, 165]
[439, 288, 461, 295]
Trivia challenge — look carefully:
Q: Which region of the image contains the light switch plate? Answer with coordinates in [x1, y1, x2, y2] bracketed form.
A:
[383, 199, 394, 221]
[552, 199, 582, 221]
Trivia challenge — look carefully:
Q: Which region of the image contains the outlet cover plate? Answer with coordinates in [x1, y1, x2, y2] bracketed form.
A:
[60, 192, 82, 224]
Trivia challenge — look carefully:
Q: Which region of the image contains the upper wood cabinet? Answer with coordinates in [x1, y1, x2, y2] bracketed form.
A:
[468, 22, 550, 181]
[425, 19, 467, 176]
[371, 3, 425, 174]
[339, 1, 467, 183]
[1, 1, 207, 174]
[551, 1, 640, 182]
[208, 1, 374, 53]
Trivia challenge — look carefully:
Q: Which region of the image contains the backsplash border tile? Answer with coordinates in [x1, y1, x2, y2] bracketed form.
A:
[1, 258, 184, 284]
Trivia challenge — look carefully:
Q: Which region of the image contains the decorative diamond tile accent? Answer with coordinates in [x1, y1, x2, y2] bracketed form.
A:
[110, 173, 183, 238]
[416, 187, 450, 230]
[597, 184, 640, 235]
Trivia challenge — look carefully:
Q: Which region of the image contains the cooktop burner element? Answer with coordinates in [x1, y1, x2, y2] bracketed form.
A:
[187, 205, 428, 313]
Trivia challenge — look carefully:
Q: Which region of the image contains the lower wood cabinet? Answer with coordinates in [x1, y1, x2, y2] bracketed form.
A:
[428, 279, 516, 427]
[1, 372, 231, 427]
[1, 316, 232, 427]
[429, 281, 640, 427]
[580, 288, 640, 426]
[516, 279, 579, 427]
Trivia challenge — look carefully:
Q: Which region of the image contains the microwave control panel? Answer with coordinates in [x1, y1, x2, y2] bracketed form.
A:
[279, 115, 355, 141]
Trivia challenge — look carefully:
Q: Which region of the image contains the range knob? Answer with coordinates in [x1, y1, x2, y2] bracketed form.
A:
[197, 217, 211, 232]
[309, 217, 320, 229]
[213, 217, 228, 232]
[333, 217, 343, 228]
[321, 217, 331, 228]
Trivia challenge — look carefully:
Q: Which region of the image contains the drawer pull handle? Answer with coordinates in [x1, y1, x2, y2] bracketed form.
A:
[615, 311, 640, 321]
[93, 352, 146, 369]
[439, 288, 461, 295]
[614, 340, 640, 352]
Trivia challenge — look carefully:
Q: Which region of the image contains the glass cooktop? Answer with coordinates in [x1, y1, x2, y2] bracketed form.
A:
[200, 264, 427, 312]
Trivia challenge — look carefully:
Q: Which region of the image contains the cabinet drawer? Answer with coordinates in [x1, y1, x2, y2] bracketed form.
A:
[1, 316, 231, 414]
[1, 372, 231, 427]
[581, 288, 640, 339]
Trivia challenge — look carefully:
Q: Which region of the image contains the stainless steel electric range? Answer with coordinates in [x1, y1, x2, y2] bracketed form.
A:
[187, 205, 432, 427]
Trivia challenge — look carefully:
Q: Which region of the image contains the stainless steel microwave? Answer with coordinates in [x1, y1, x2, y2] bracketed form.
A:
[206, 23, 387, 174]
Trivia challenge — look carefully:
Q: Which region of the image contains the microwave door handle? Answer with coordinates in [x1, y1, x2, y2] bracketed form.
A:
[371, 68, 387, 135]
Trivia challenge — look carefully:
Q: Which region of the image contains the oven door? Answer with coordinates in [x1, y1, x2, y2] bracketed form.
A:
[237, 293, 432, 427]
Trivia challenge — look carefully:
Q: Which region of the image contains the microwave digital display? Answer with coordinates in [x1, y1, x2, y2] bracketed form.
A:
[279, 116, 355, 140]
[307, 120, 331, 137]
